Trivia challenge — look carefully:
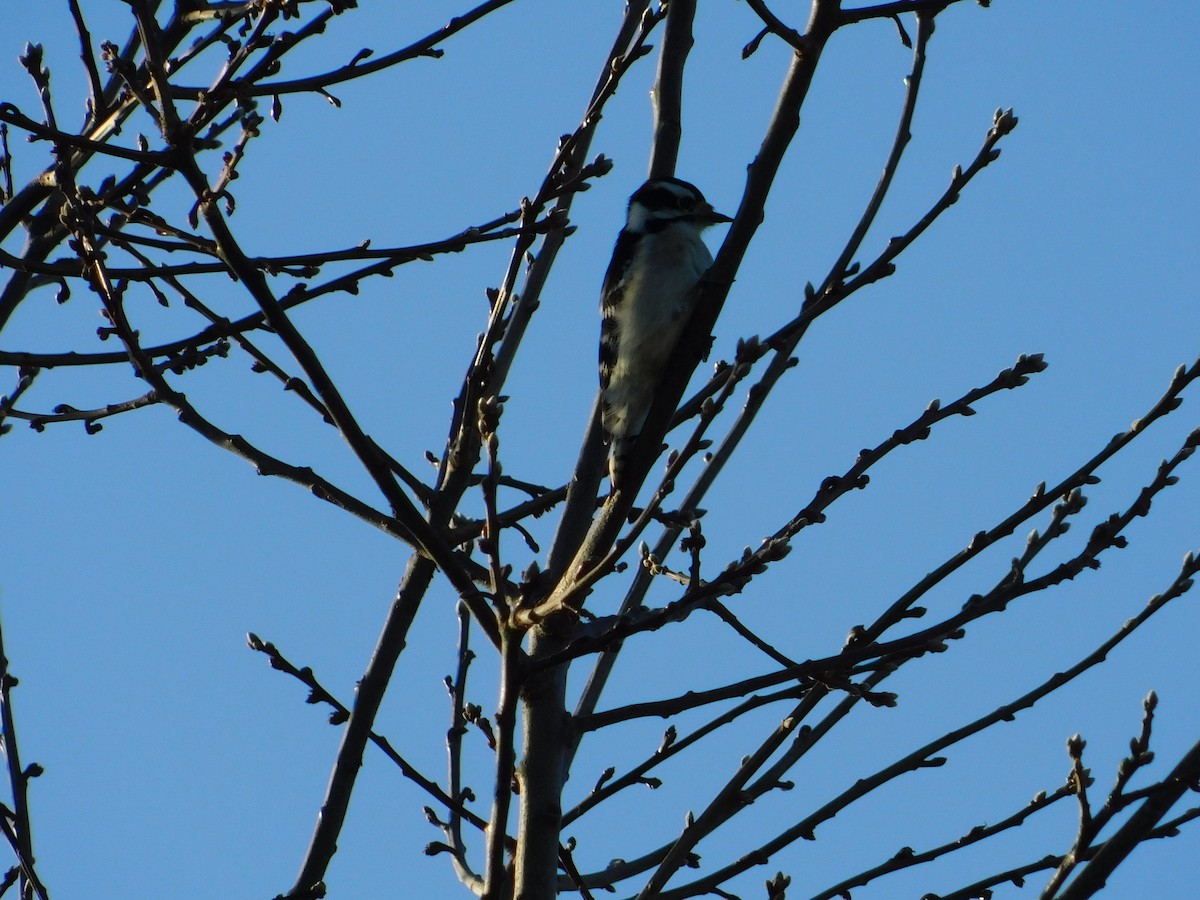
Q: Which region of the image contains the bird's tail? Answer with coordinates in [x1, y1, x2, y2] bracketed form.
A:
[607, 436, 632, 490]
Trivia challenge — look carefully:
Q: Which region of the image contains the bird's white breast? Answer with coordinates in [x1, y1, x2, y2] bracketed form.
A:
[603, 224, 713, 438]
[614, 226, 711, 359]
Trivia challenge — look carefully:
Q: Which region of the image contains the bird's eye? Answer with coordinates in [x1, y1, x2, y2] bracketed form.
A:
[676, 196, 693, 210]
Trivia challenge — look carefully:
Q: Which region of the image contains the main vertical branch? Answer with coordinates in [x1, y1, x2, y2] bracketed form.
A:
[515, 6, 705, 896]
[513, 627, 574, 899]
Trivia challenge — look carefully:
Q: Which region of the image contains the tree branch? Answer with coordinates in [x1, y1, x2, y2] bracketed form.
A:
[0, 617, 48, 900]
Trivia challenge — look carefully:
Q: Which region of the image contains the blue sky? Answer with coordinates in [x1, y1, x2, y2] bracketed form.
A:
[1, 2, 1198, 898]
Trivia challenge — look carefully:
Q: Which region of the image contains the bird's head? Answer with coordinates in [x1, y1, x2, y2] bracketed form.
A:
[625, 177, 733, 234]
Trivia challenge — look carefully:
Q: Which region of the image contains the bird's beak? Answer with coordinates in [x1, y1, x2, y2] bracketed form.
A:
[704, 203, 733, 224]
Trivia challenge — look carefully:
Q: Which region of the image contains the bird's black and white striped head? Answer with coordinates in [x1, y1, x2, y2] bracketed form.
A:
[624, 177, 733, 235]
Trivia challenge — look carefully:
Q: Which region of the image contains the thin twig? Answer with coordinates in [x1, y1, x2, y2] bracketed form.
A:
[563, 685, 809, 829]
[245, 633, 488, 832]
[66, 0, 106, 124]
[743, 0, 808, 54]
[444, 604, 479, 879]
[809, 784, 1076, 900]
[169, 0, 522, 99]
[0, 618, 48, 900]
[0, 368, 38, 435]
[1052, 713, 1200, 899]
[481, 630, 522, 899]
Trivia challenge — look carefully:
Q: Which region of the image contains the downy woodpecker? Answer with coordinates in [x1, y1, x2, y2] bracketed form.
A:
[599, 177, 731, 487]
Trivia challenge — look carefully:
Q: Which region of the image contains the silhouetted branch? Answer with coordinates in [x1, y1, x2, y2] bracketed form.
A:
[0, 617, 48, 900]
[647, 0, 696, 179]
[810, 783, 1076, 900]
[8, 389, 160, 433]
[245, 632, 487, 832]
[0, 367, 37, 436]
[444, 604, 482, 884]
[0, 102, 165, 165]
[743, 0, 808, 55]
[170, 0, 521, 99]
[841, 1, 963, 26]
[925, 806, 1200, 900]
[0, 208, 559, 284]
[565, 685, 809, 829]
[66, 0, 106, 124]
[701, 599, 800, 669]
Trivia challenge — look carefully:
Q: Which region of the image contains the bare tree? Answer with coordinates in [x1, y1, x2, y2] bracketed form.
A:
[0, 2, 1197, 899]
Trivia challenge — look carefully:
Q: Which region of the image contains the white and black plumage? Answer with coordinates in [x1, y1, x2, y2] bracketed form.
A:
[599, 177, 732, 487]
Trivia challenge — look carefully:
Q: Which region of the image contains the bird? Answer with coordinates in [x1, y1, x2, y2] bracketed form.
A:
[599, 177, 732, 488]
